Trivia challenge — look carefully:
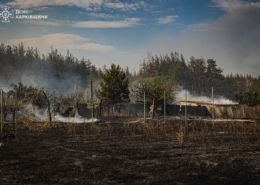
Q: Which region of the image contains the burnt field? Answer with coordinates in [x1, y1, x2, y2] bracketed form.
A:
[1, 117, 260, 185]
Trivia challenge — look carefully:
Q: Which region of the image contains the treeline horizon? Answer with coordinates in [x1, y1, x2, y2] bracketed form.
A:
[136, 52, 260, 100]
[0, 42, 259, 101]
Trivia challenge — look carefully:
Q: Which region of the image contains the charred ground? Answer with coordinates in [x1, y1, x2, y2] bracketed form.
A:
[1, 118, 260, 184]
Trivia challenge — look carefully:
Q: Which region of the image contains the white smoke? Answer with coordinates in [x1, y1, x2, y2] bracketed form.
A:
[32, 106, 99, 123]
[176, 89, 237, 105]
[54, 113, 99, 123]
[0, 54, 89, 95]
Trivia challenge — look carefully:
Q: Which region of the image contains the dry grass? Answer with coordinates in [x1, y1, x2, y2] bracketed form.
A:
[176, 125, 185, 146]
[13, 114, 260, 146]
[19, 112, 61, 132]
[4, 114, 258, 149]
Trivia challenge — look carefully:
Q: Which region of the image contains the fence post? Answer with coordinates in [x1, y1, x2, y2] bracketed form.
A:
[14, 89, 18, 136]
[53, 91, 55, 127]
[0, 89, 2, 136]
[91, 79, 94, 123]
[212, 87, 214, 126]
[144, 92, 146, 122]
[164, 91, 166, 124]
[185, 90, 187, 127]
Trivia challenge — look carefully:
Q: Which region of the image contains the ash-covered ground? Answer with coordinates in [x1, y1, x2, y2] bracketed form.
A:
[0, 117, 260, 185]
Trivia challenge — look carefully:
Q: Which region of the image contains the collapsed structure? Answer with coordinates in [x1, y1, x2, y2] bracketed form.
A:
[179, 101, 245, 119]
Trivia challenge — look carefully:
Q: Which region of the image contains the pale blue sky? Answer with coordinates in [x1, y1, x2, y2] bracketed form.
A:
[0, 0, 260, 76]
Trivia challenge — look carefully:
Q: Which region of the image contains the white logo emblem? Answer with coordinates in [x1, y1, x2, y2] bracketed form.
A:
[0, 7, 14, 22]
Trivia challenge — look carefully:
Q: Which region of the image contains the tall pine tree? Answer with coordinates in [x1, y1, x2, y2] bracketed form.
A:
[96, 64, 130, 105]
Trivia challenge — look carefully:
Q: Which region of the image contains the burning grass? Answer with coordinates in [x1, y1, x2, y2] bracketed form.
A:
[0, 118, 260, 184]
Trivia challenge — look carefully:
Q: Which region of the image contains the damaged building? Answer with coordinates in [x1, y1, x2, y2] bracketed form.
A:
[179, 101, 245, 119]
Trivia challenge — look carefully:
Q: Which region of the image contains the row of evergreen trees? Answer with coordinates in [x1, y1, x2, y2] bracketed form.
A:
[0, 42, 259, 105]
[137, 52, 260, 100]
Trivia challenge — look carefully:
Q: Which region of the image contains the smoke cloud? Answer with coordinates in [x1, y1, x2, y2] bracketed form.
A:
[149, 1, 260, 76]
[0, 45, 97, 95]
[0, 64, 83, 95]
[176, 89, 237, 105]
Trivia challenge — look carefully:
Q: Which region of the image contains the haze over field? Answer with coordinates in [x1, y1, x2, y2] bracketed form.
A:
[0, 0, 260, 76]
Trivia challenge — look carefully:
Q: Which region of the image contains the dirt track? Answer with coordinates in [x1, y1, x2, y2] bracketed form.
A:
[1, 118, 260, 184]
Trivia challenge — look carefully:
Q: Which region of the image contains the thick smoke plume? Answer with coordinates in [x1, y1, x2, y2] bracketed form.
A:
[176, 89, 237, 104]
[0, 43, 99, 95]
